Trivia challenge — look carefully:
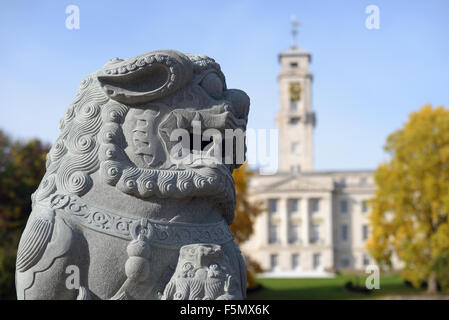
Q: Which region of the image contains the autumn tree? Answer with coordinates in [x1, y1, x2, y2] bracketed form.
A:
[230, 162, 262, 244]
[0, 129, 49, 299]
[367, 105, 449, 293]
[230, 162, 263, 289]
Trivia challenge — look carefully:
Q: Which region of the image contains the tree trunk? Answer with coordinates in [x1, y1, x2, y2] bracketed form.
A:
[427, 272, 439, 294]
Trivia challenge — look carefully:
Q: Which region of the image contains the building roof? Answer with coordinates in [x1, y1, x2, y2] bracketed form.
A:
[278, 46, 311, 62]
[251, 169, 375, 177]
[248, 169, 376, 195]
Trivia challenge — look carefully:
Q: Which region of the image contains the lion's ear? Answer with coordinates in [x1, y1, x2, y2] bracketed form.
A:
[97, 50, 192, 105]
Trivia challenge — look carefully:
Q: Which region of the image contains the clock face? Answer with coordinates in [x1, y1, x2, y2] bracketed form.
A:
[289, 82, 301, 101]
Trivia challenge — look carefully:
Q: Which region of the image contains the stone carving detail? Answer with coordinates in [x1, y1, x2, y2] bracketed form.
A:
[50, 194, 135, 240]
[16, 50, 249, 300]
[161, 244, 242, 300]
[50, 193, 234, 247]
[16, 207, 55, 273]
[33, 77, 107, 201]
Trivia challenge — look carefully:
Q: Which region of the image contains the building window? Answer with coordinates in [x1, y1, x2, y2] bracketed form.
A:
[363, 254, 370, 266]
[268, 224, 278, 244]
[290, 62, 298, 68]
[270, 254, 279, 272]
[268, 199, 278, 214]
[310, 224, 320, 244]
[362, 225, 369, 241]
[290, 100, 298, 112]
[341, 256, 350, 268]
[341, 224, 348, 242]
[290, 165, 301, 173]
[291, 142, 300, 155]
[310, 198, 320, 213]
[340, 199, 348, 214]
[288, 199, 299, 213]
[288, 223, 300, 244]
[360, 177, 367, 185]
[289, 116, 300, 124]
[361, 200, 368, 214]
[292, 254, 300, 270]
[313, 253, 321, 270]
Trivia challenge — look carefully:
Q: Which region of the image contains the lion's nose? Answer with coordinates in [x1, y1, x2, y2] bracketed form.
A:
[224, 89, 250, 120]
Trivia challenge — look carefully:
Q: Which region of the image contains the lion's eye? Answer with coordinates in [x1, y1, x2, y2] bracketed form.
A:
[200, 73, 223, 99]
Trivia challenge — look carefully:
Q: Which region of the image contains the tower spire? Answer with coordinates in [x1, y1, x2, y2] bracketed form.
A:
[290, 15, 300, 48]
[278, 20, 314, 172]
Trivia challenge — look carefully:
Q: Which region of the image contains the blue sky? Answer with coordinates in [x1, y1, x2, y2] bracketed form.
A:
[1, 0, 448, 171]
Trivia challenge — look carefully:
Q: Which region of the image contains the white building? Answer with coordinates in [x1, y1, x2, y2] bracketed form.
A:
[242, 42, 381, 277]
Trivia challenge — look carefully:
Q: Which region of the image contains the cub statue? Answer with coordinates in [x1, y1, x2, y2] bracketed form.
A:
[15, 50, 250, 300]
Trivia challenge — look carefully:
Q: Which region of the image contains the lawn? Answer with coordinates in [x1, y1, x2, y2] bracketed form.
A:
[246, 274, 424, 300]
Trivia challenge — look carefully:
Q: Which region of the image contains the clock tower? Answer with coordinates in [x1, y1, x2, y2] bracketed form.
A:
[276, 22, 315, 173]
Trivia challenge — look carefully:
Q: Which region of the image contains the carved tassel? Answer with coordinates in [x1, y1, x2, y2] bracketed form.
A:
[173, 278, 190, 300]
[188, 278, 204, 300]
[204, 278, 223, 299]
[16, 209, 54, 272]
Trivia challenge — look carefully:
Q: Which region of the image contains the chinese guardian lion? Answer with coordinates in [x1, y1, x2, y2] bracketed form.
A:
[15, 50, 249, 300]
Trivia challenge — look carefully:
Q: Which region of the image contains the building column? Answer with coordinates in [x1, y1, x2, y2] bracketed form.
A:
[302, 197, 309, 245]
[323, 195, 332, 246]
[279, 197, 288, 245]
[261, 199, 269, 246]
[323, 194, 334, 270]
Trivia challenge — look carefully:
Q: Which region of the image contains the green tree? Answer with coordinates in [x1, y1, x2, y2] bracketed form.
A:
[0, 129, 49, 299]
[367, 105, 449, 293]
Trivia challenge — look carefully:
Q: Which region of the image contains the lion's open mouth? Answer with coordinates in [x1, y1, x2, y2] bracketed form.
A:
[97, 101, 240, 224]
[158, 102, 247, 173]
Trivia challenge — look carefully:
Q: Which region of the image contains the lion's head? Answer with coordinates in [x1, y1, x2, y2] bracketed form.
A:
[32, 50, 250, 224]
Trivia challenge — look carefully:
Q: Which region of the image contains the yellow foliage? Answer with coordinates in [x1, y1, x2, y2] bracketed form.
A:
[228, 163, 264, 289]
[230, 162, 263, 245]
[367, 105, 449, 289]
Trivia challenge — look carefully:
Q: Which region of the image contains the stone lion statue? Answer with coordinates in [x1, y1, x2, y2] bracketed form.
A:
[15, 50, 250, 300]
